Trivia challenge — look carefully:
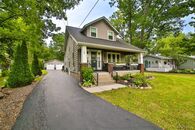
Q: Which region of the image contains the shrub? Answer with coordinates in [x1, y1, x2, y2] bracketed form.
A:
[132, 73, 149, 87]
[82, 80, 93, 87]
[170, 69, 195, 74]
[31, 53, 42, 76]
[7, 41, 34, 87]
[1, 69, 10, 77]
[113, 73, 131, 80]
[121, 73, 131, 80]
[81, 67, 94, 86]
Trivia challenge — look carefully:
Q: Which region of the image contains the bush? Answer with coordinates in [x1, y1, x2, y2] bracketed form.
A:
[113, 73, 131, 80]
[170, 69, 195, 74]
[81, 67, 94, 86]
[132, 74, 149, 87]
[82, 80, 93, 87]
[31, 53, 42, 76]
[7, 41, 34, 87]
[1, 69, 10, 77]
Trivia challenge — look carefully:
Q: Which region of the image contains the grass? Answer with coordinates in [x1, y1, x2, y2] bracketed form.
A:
[41, 70, 48, 75]
[96, 73, 195, 130]
[34, 70, 48, 82]
[0, 76, 8, 87]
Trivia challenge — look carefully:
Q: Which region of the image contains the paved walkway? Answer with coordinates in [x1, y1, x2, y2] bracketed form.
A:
[83, 83, 126, 93]
[13, 71, 161, 130]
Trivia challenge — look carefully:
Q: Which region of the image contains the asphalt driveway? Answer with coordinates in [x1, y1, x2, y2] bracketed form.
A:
[13, 71, 161, 130]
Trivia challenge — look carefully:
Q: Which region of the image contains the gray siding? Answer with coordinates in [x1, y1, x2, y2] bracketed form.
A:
[64, 36, 79, 72]
[179, 58, 195, 69]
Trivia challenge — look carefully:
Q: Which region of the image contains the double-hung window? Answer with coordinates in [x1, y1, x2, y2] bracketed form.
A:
[90, 27, 97, 37]
[107, 31, 114, 40]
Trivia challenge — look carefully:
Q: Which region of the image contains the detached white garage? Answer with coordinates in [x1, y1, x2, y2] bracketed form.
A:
[45, 60, 64, 70]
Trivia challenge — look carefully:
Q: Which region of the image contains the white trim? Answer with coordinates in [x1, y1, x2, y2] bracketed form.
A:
[138, 53, 143, 64]
[81, 16, 119, 34]
[90, 26, 98, 38]
[87, 49, 102, 70]
[81, 46, 87, 63]
[107, 30, 114, 41]
[69, 34, 78, 44]
[78, 42, 145, 53]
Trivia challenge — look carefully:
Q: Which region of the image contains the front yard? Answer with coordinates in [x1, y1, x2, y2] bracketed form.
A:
[96, 73, 195, 130]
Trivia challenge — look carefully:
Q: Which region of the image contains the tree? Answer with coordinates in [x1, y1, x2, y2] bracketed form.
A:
[152, 33, 188, 67]
[31, 53, 42, 76]
[7, 41, 33, 87]
[109, 0, 194, 49]
[0, 0, 82, 72]
[51, 33, 65, 61]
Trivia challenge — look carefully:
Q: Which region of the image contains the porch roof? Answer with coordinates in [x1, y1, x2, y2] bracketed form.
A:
[144, 54, 173, 60]
[66, 26, 145, 53]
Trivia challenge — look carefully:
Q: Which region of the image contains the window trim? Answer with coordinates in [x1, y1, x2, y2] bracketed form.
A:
[107, 52, 121, 63]
[107, 30, 114, 41]
[90, 26, 98, 38]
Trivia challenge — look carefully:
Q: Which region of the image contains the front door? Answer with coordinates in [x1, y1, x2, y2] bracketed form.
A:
[91, 52, 97, 70]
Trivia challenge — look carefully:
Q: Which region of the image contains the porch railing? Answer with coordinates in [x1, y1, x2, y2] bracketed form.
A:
[93, 72, 98, 86]
[87, 61, 139, 71]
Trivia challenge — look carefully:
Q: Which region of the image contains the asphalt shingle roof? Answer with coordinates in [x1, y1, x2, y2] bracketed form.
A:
[145, 54, 173, 60]
[66, 26, 144, 53]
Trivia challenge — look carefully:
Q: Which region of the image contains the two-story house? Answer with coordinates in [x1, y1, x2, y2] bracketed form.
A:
[64, 16, 145, 82]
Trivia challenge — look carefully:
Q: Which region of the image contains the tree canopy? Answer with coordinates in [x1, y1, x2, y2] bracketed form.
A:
[0, 0, 81, 70]
[109, 0, 194, 49]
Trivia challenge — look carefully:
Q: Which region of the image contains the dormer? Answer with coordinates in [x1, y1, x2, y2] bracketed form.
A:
[80, 17, 119, 41]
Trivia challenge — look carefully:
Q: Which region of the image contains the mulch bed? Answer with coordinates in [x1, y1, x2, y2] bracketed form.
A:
[0, 80, 40, 130]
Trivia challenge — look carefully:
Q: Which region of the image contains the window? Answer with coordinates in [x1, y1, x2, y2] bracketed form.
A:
[107, 52, 120, 63]
[117, 54, 120, 63]
[112, 54, 116, 62]
[107, 31, 114, 40]
[156, 60, 158, 64]
[108, 54, 111, 62]
[90, 27, 97, 37]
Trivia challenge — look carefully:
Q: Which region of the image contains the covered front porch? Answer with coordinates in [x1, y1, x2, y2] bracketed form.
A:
[80, 46, 144, 74]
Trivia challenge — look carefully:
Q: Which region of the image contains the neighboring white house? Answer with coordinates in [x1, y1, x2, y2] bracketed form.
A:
[144, 55, 175, 72]
[45, 60, 64, 70]
[178, 56, 195, 69]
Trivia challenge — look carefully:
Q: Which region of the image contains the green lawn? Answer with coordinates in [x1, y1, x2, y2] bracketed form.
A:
[96, 73, 195, 130]
[0, 76, 7, 87]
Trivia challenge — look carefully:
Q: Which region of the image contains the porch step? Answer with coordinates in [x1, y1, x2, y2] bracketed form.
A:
[95, 72, 115, 86]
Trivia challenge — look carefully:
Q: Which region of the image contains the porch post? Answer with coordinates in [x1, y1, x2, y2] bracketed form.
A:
[81, 46, 87, 64]
[80, 46, 88, 82]
[138, 53, 144, 73]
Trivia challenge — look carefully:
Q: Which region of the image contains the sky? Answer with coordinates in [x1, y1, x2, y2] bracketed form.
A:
[51, 0, 194, 40]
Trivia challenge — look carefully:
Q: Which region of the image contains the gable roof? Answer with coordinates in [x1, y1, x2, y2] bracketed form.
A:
[144, 54, 172, 60]
[66, 26, 145, 53]
[80, 16, 119, 34]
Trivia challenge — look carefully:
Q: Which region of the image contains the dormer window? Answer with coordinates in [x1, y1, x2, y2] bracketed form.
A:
[90, 27, 97, 37]
[108, 31, 114, 40]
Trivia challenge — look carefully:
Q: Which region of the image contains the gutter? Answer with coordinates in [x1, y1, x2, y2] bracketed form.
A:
[78, 42, 146, 53]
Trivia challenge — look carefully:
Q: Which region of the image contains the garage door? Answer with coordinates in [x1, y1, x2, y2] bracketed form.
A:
[46, 64, 55, 70]
[56, 64, 63, 70]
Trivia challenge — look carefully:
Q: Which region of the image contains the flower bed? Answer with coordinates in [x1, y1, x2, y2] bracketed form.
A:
[114, 73, 152, 89]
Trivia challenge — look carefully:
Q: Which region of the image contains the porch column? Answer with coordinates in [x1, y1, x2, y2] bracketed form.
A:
[80, 46, 88, 82]
[81, 46, 87, 64]
[138, 53, 144, 73]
